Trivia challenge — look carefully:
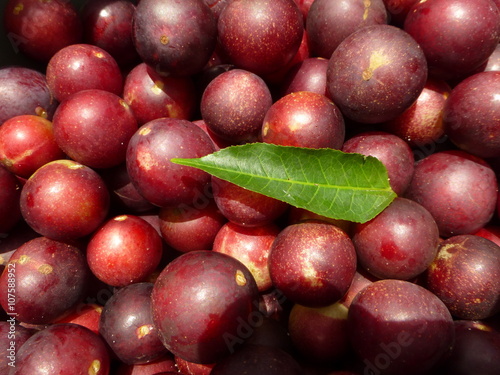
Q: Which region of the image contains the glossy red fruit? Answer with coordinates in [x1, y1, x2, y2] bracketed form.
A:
[126, 118, 216, 208]
[261, 91, 345, 149]
[382, 77, 451, 149]
[133, 0, 217, 77]
[87, 215, 163, 287]
[99, 282, 168, 364]
[268, 221, 357, 307]
[0, 67, 58, 124]
[151, 250, 260, 364]
[200, 69, 273, 144]
[52, 89, 138, 169]
[159, 199, 227, 253]
[306, 0, 388, 59]
[443, 71, 500, 159]
[352, 197, 440, 280]
[211, 176, 289, 227]
[342, 131, 415, 196]
[404, 0, 500, 81]
[327, 24, 428, 124]
[0, 115, 65, 178]
[81, 0, 140, 67]
[348, 279, 455, 375]
[426, 234, 500, 320]
[12, 323, 111, 375]
[405, 150, 498, 237]
[0, 322, 34, 373]
[280, 57, 330, 97]
[218, 0, 304, 76]
[123, 63, 197, 125]
[20, 159, 110, 241]
[0, 165, 22, 235]
[3, 0, 82, 62]
[46, 44, 123, 103]
[213, 221, 281, 292]
[0, 237, 90, 325]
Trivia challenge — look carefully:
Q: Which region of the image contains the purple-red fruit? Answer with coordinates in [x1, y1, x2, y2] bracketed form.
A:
[348, 279, 455, 375]
[46, 44, 123, 103]
[217, 0, 304, 76]
[99, 282, 169, 364]
[201, 69, 273, 144]
[20, 159, 110, 241]
[443, 71, 500, 159]
[327, 24, 428, 124]
[0, 237, 90, 325]
[352, 197, 440, 280]
[261, 91, 345, 149]
[405, 150, 498, 237]
[268, 221, 357, 307]
[133, 0, 217, 77]
[0, 165, 22, 235]
[151, 250, 260, 364]
[426, 234, 500, 320]
[126, 118, 216, 207]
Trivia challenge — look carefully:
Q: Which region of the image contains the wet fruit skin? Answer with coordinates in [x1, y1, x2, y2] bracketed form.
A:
[46, 43, 124, 103]
[99, 282, 169, 365]
[442, 71, 500, 159]
[151, 250, 260, 364]
[348, 279, 455, 375]
[86, 215, 163, 287]
[133, 0, 217, 77]
[426, 234, 500, 320]
[11, 323, 111, 375]
[404, 150, 498, 237]
[126, 118, 216, 208]
[327, 24, 428, 124]
[268, 221, 357, 308]
[352, 197, 440, 280]
[19, 159, 110, 241]
[52, 89, 138, 169]
[217, 0, 304, 76]
[3, 0, 83, 62]
[0, 237, 90, 325]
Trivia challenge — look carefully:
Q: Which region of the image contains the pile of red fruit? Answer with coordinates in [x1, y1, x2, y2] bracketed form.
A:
[0, 0, 500, 374]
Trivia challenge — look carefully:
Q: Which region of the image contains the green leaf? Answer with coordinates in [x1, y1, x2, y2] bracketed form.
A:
[171, 143, 396, 223]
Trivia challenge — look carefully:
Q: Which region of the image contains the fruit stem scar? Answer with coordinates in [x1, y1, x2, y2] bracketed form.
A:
[160, 35, 169, 45]
[362, 50, 390, 81]
[363, 0, 371, 20]
[88, 359, 101, 375]
[235, 270, 247, 286]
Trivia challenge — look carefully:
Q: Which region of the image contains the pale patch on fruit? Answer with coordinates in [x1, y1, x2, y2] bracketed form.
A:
[56, 160, 85, 170]
[437, 243, 458, 261]
[160, 35, 169, 45]
[137, 150, 156, 171]
[138, 127, 151, 136]
[93, 51, 104, 59]
[35, 106, 48, 118]
[17, 255, 30, 265]
[471, 321, 493, 332]
[13, 3, 23, 15]
[151, 81, 164, 95]
[303, 261, 323, 287]
[38, 264, 53, 275]
[88, 359, 101, 375]
[363, 0, 371, 20]
[114, 215, 129, 222]
[166, 103, 179, 118]
[235, 269, 247, 286]
[119, 99, 130, 110]
[262, 122, 270, 136]
[315, 301, 348, 319]
[362, 50, 391, 81]
[136, 324, 153, 339]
